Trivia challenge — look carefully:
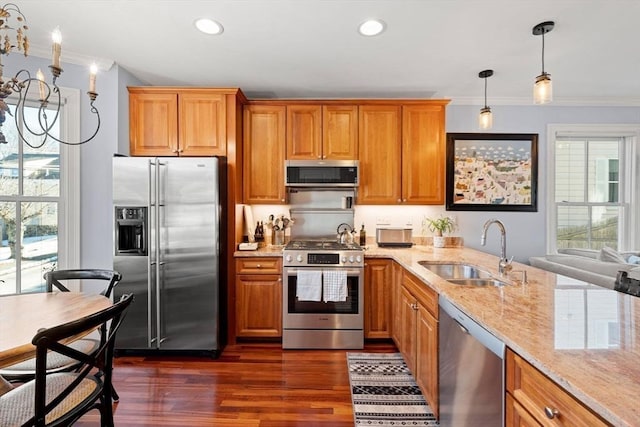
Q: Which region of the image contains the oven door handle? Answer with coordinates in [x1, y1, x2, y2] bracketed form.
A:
[285, 268, 363, 276]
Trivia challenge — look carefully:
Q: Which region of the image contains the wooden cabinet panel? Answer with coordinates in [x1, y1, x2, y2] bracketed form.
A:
[286, 104, 358, 160]
[402, 105, 445, 204]
[178, 92, 226, 156]
[286, 105, 322, 159]
[243, 105, 286, 204]
[236, 258, 282, 275]
[391, 261, 403, 346]
[399, 285, 417, 373]
[129, 92, 178, 156]
[235, 274, 282, 337]
[506, 349, 610, 427]
[416, 304, 438, 419]
[506, 393, 543, 427]
[396, 267, 439, 416]
[358, 105, 402, 204]
[323, 105, 358, 159]
[235, 257, 283, 338]
[364, 258, 392, 339]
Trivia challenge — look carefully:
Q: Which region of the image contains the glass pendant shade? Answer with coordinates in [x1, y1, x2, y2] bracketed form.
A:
[534, 72, 553, 104]
[478, 107, 493, 130]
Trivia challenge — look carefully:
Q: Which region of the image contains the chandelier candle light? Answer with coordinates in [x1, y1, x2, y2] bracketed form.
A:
[0, 3, 100, 147]
[532, 21, 554, 105]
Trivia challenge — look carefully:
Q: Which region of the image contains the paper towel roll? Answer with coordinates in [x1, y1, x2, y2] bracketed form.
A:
[243, 205, 255, 242]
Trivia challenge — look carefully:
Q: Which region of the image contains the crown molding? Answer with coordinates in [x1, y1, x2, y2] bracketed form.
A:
[27, 44, 114, 72]
[448, 96, 640, 107]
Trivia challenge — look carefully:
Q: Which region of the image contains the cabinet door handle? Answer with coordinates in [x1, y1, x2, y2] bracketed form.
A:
[403, 198, 407, 202]
[397, 199, 402, 203]
[411, 303, 418, 310]
[178, 149, 184, 153]
[256, 264, 262, 269]
[544, 406, 559, 419]
[172, 149, 179, 153]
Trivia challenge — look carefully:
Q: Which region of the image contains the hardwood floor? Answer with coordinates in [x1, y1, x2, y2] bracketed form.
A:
[76, 341, 397, 426]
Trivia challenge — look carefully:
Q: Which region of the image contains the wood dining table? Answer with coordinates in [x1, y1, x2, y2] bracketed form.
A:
[0, 292, 112, 368]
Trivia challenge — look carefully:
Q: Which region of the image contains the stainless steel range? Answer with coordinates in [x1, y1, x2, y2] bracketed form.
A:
[282, 239, 364, 349]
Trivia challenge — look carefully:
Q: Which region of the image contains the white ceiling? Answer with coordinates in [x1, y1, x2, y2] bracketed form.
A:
[15, 0, 640, 105]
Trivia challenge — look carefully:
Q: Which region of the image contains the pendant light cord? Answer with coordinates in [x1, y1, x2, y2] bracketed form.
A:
[541, 31, 546, 73]
[483, 77, 488, 108]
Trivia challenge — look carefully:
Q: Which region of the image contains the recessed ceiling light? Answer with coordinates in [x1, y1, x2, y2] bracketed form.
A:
[358, 19, 386, 36]
[195, 18, 224, 35]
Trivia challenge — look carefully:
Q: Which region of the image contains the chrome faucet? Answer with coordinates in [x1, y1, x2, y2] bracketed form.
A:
[481, 219, 513, 276]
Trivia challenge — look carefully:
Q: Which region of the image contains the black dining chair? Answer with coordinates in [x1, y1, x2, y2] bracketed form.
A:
[0, 293, 133, 427]
[0, 270, 122, 398]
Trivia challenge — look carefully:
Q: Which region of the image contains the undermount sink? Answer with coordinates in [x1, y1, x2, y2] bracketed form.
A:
[418, 261, 492, 280]
[446, 278, 509, 287]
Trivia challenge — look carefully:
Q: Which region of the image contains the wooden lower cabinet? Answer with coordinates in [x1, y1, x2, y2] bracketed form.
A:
[506, 349, 610, 427]
[397, 269, 439, 418]
[235, 258, 282, 338]
[364, 258, 392, 339]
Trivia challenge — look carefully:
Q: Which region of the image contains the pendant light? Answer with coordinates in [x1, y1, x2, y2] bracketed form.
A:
[478, 69, 493, 130]
[532, 21, 555, 104]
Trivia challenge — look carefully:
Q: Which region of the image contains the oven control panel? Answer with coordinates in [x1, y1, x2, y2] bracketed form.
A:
[283, 251, 364, 267]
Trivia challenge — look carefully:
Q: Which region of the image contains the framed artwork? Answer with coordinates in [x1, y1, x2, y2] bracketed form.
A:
[445, 133, 538, 212]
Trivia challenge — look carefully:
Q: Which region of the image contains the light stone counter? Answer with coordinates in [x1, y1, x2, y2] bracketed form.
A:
[236, 244, 639, 426]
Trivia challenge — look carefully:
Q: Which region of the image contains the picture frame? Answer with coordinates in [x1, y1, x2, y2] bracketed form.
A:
[445, 132, 538, 212]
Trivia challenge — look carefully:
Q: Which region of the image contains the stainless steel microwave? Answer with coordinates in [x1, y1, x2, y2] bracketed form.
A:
[285, 160, 359, 187]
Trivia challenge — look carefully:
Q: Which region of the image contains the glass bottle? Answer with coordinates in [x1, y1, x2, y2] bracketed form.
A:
[359, 224, 366, 246]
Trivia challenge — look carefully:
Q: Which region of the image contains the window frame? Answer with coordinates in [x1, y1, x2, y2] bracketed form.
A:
[2, 86, 80, 292]
[546, 124, 640, 254]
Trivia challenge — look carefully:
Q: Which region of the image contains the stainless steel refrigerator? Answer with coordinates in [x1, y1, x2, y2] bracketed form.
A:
[112, 156, 225, 357]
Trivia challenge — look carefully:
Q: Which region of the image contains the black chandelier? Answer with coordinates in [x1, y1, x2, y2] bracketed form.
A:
[0, 2, 100, 148]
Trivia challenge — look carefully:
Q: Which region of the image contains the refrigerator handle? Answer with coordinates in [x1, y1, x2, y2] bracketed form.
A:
[155, 159, 166, 348]
[147, 159, 155, 347]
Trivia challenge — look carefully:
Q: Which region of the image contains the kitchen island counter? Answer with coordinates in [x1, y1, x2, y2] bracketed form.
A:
[366, 244, 638, 427]
[235, 244, 638, 426]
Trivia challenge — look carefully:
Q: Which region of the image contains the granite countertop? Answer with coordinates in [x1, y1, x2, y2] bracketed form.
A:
[236, 244, 639, 426]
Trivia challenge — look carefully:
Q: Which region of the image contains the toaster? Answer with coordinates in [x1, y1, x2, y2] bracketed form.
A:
[375, 228, 413, 248]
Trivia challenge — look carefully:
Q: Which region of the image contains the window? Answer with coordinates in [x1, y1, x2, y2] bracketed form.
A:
[548, 125, 639, 253]
[0, 89, 80, 295]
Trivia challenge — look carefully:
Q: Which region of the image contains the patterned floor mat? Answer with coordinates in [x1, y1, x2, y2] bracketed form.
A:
[347, 352, 439, 426]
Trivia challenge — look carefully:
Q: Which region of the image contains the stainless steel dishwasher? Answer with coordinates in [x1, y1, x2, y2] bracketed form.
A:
[438, 296, 505, 427]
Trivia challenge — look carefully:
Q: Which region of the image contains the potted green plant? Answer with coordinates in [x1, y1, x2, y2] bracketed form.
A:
[424, 215, 456, 248]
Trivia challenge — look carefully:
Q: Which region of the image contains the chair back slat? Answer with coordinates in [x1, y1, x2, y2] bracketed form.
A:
[44, 269, 122, 297]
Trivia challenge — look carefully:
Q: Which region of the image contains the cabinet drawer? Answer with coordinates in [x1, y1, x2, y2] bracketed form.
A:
[402, 270, 438, 317]
[506, 349, 610, 427]
[236, 258, 282, 274]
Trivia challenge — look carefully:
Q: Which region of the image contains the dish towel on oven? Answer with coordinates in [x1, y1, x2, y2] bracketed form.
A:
[296, 270, 322, 301]
[323, 269, 348, 302]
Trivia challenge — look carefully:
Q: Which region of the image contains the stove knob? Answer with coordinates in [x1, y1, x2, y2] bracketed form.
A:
[356, 255, 362, 263]
[285, 254, 292, 263]
[349, 255, 355, 263]
[341, 256, 347, 263]
[296, 254, 303, 263]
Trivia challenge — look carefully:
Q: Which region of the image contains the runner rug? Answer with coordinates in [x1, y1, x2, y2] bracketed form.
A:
[347, 352, 439, 426]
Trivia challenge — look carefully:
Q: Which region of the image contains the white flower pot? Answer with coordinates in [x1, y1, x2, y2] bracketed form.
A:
[433, 236, 446, 248]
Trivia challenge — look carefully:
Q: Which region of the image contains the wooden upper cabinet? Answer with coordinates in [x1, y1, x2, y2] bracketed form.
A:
[286, 104, 358, 160]
[178, 92, 226, 156]
[358, 105, 402, 204]
[129, 88, 228, 157]
[243, 105, 287, 204]
[323, 106, 358, 159]
[402, 105, 446, 204]
[286, 105, 322, 159]
[129, 91, 178, 156]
